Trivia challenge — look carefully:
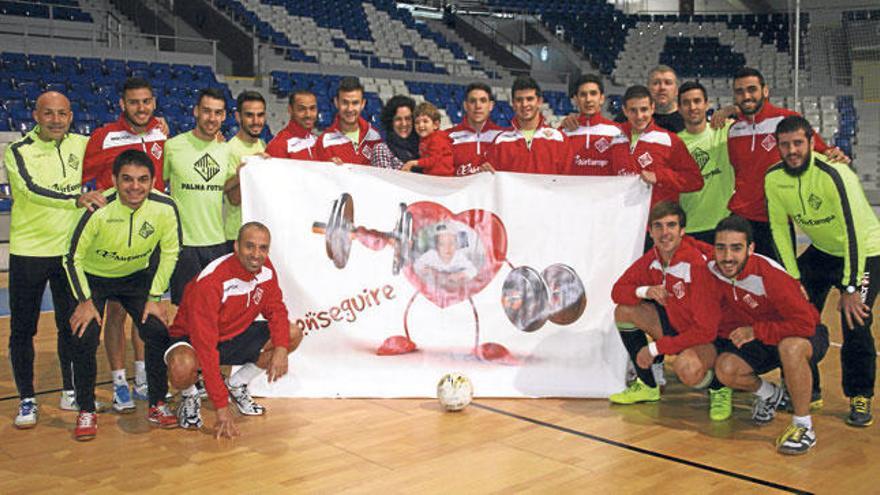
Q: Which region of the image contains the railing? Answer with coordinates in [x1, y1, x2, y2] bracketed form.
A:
[255, 42, 501, 80]
[0, 19, 218, 67]
[463, 14, 533, 67]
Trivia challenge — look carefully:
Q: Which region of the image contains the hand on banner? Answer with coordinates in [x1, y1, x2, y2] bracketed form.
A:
[640, 170, 657, 185]
[478, 162, 495, 174]
[636, 345, 654, 368]
[729, 326, 755, 348]
[645, 285, 668, 306]
[266, 346, 289, 383]
[214, 407, 240, 439]
[401, 160, 418, 172]
[331, 157, 344, 166]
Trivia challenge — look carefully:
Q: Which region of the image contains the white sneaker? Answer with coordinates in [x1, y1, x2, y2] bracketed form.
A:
[60, 390, 78, 411]
[652, 362, 667, 388]
[225, 378, 265, 416]
[14, 399, 38, 429]
[61, 391, 110, 413]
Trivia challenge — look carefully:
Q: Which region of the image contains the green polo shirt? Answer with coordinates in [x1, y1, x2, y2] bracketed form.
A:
[677, 122, 734, 233]
[223, 135, 265, 241]
[163, 131, 236, 246]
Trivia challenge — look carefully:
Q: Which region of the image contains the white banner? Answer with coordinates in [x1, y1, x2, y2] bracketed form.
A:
[241, 159, 650, 398]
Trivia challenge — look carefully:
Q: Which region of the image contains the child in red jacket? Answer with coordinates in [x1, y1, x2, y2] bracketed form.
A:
[403, 102, 454, 176]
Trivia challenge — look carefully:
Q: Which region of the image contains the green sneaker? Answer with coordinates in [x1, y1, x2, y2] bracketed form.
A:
[709, 386, 733, 421]
[609, 378, 660, 405]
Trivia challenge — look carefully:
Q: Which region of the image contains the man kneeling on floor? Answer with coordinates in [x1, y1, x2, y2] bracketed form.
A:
[710, 215, 828, 455]
[610, 201, 728, 419]
[165, 222, 303, 438]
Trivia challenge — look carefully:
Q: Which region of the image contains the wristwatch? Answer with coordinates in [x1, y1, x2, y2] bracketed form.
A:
[845, 285, 857, 294]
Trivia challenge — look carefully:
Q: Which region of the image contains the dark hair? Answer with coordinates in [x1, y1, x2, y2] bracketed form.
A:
[622, 85, 653, 106]
[648, 200, 686, 228]
[774, 115, 814, 140]
[238, 221, 271, 242]
[715, 215, 753, 245]
[288, 89, 316, 106]
[197, 87, 226, 109]
[465, 82, 493, 101]
[570, 73, 604, 98]
[512, 76, 542, 98]
[380, 95, 416, 133]
[112, 149, 154, 178]
[236, 90, 265, 111]
[677, 81, 707, 104]
[122, 77, 153, 96]
[733, 67, 765, 87]
[337, 76, 364, 98]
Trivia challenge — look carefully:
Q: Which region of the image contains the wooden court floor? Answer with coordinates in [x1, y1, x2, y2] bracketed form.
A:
[0, 292, 877, 494]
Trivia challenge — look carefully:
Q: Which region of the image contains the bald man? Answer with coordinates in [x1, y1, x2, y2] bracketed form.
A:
[4, 92, 107, 428]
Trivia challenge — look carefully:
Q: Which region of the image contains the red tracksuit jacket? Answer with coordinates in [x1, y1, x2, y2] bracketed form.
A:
[315, 116, 383, 165]
[727, 101, 829, 222]
[611, 236, 720, 356]
[446, 120, 504, 176]
[708, 254, 818, 344]
[487, 116, 568, 174]
[415, 131, 454, 176]
[83, 114, 167, 191]
[265, 119, 318, 160]
[169, 254, 290, 410]
[561, 113, 622, 176]
[609, 120, 703, 208]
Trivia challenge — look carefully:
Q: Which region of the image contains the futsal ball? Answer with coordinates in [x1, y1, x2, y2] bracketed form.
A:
[437, 372, 473, 411]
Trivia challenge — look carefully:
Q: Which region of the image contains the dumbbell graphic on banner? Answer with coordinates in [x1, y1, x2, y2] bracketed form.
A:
[312, 193, 587, 364]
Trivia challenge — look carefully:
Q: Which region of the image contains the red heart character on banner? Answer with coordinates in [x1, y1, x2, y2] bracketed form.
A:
[401, 202, 507, 308]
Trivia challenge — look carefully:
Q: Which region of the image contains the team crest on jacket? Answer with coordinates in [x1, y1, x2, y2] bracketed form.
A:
[638, 152, 653, 168]
[253, 287, 264, 304]
[743, 293, 759, 309]
[194, 153, 221, 182]
[362, 144, 372, 160]
[150, 142, 162, 160]
[761, 134, 776, 152]
[67, 153, 80, 170]
[692, 147, 710, 170]
[672, 280, 685, 299]
[808, 193, 822, 210]
[542, 128, 554, 138]
[139, 221, 155, 239]
[594, 137, 610, 153]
